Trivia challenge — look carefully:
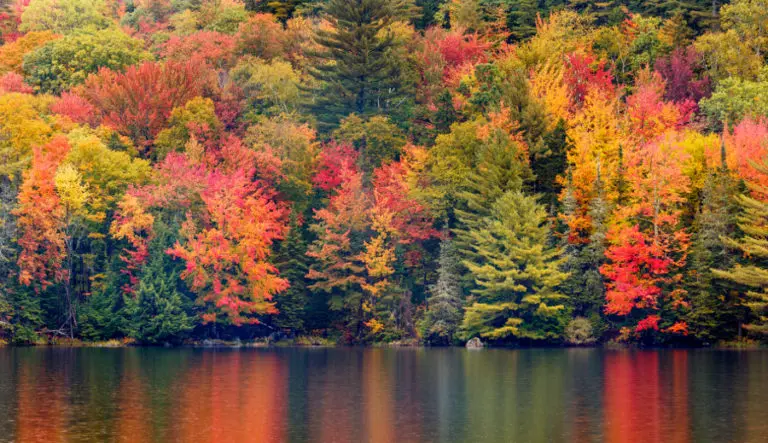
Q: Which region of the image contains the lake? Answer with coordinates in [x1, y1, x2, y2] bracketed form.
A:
[0, 347, 766, 442]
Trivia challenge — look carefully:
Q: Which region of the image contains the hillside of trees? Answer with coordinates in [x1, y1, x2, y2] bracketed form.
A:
[0, 0, 767, 346]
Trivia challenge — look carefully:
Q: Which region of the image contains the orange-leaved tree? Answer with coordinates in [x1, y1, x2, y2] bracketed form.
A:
[167, 166, 289, 326]
[601, 132, 692, 340]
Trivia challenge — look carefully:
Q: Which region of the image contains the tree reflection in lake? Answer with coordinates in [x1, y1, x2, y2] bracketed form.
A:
[0, 347, 767, 443]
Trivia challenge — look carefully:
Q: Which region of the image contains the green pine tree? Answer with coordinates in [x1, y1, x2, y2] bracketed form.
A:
[2, 282, 44, 345]
[629, 0, 718, 34]
[453, 128, 532, 258]
[532, 119, 569, 210]
[307, 0, 414, 127]
[506, 0, 539, 41]
[460, 191, 569, 342]
[125, 255, 194, 345]
[433, 89, 459, 134]
[713, 159, 768, 338]
[79, 219, 193, 344]
[464, 59, 563, 209]
[686, 145, 743, 343]
[569, 0, 623, 26]
[272, 215, 310, 333]
[583, 170, 609, 315]
[420, 236, 463, 345]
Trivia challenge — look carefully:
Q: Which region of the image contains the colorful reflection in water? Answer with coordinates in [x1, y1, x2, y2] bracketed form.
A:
[0, 348, 766, 443]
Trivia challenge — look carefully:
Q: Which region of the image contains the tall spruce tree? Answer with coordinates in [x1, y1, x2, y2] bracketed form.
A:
[629, 0, 720, 34]
[124, 255, 194, 345]
[460, 191, 569, 342]
[463, 61, 562, 208]
[534, 119, 569, 211]
[506, 0, 539, 41]
[453, 129, 532, 263]
[272, 215, 310, 333]
[686, 143, 742, 342]
[308, 0, 412, 127]
[420, 236, 463, 345]
[415, 0, 443, 28]
[713, 158, 768, 338]
[583, 168, 608, 312]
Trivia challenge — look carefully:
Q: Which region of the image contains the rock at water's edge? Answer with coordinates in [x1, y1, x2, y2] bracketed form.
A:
[465, 337, 484, 349]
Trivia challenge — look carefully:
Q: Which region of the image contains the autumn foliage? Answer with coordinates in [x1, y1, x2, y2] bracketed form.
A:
[15, 136, 70, 290]
[167, 166, 288, 325]
[78, 61, 211, 154]
[2, 0, 768, 346]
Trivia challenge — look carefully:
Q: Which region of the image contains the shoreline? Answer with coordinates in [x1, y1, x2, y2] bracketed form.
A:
[1, 338, 763, 350]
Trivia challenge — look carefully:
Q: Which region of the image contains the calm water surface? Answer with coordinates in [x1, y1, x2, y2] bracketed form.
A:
[0, 347, 766, 442]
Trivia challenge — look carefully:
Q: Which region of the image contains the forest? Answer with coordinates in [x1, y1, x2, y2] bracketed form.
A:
[0, 0, 766, 347]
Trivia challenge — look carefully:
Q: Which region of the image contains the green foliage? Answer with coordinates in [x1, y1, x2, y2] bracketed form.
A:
[686, 159, 744, 343]
[713, 160, 768, 338]
[169, 10, 200, 36]
[23, 28, 149, 94]
[427, 119, 487, 209]
[66, 129, 152, 215]
[428, 116, 533, 222]
[332, 114, 407, 175]
[232, 57, 303, 116]
[720, 0, 768, 60]
[701, 67, 768, 128]
[204, 5, 248, 34]
[506, 0, 539, 41]
[244, 115, 319, 211]
[77, 289, 121, 341]
[154, 97, 221, 159]
[414, 0, 443, 29]
[533, 120, 569, 209]
[0, 31, 60, 75]
[435, 0, 483, 31]
[20, 0, 112, 34]
[453, 127, 532, 262]
[626, 15, 671, 76]
[272, 215, 309, 332]
[248, 0, 304, 21]
[464, 61, 550, 148]
[124, 256, 194, 344]
[308, 0, 412, 127]
[81, 219, 193, 343]
[636, 0, 720, 33]
[460, 191, 569, 342]
[461, 51, 561, 204]
[2, 283, 45, 345]
[695, 30, 764, 83]
[420, 237, 463, 345]
[571, 0, 624, 26]
[1, 179, 45, 345]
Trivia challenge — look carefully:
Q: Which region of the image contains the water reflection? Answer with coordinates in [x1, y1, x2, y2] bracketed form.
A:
[0, 348, 767, 442]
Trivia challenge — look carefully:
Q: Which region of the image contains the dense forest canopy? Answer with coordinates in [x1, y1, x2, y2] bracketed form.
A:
[0, 0, 767, 346]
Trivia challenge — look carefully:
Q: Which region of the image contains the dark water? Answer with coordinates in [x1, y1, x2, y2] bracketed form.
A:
[0, 348, 767, 443]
